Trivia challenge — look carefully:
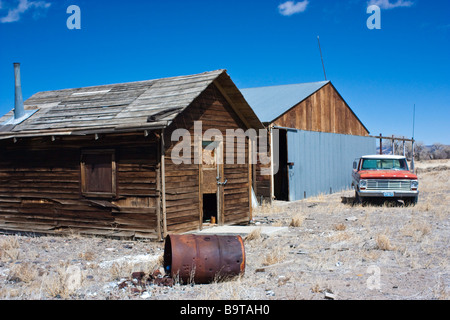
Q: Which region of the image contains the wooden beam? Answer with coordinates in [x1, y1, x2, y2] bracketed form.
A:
[248, 136, 253, 221]
[156, 133, 162, 240]
[370, 134, 414, 142]
[198, 134, 203, 230]
[161, 129, 167, 238]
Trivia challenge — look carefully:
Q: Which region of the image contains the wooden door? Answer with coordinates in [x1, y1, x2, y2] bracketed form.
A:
[200, 140, 223, 227]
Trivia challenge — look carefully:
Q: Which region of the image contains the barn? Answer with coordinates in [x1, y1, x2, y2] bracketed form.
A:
[241, 80, 376, 202]
[0, 66, 263, 240]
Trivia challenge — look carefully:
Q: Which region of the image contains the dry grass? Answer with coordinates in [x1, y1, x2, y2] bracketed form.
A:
[375, 234, 395, 251]
[244, 228, 262, 242]
[78, 251, 96, 261]
[42, 265, 80, 299]
[109, 261, 134, 281]
[253, 200, 282, 216]
[328, 231, 352, 242]
[290, 214, 306, 227]
[310, 281, 333, 295]
[0, 235, 20, 262]
[108, 254, 163, 281]
[401, 218, 432, 241]
[305, 193, 327, 203]
[7, 263, 38, 284]
[333, 223, 346, 231]
[262, 247, 287, 266]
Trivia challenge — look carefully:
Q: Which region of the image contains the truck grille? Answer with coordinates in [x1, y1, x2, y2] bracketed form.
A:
[366, 180, 411, 191]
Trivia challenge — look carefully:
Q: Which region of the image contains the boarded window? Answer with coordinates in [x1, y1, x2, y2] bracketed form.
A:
[202, 140, 217, 168]
[81, 150, 116, 198]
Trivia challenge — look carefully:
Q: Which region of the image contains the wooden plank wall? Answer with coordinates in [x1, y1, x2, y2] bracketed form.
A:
[274, 83, 369, 136]
[164, 83, 251, 234]
[255, 129, 271, 203]
[0, 132, 159, 239]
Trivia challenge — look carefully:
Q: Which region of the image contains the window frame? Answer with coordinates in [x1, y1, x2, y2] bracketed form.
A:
[361, 158, 409, 171]
[80, 149, 117, 198]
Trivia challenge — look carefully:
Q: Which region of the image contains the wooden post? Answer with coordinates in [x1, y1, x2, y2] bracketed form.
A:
[219, 140, 225, 226]
[379, 134, 383, 155]
[392, 135, 395, 155]
[402, 137, 406, 156]
[161, 130, 167, 238]
[248, 137, 253, 222]
[270, 126, 275, 201]
[156, 134, 162, 241]
[198, 135, 203, 230]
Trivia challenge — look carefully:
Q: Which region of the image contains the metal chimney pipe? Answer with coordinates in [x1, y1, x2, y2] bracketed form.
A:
[14, 63, 25, 120]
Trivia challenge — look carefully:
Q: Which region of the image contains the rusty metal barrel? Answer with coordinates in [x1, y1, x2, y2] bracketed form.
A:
[163, 234, 245, 284]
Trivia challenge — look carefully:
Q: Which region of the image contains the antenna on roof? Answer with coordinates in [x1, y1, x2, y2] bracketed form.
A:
[317, 36, 327, 81]
[412, 104, 416, 139]
[410, 104, 417, 173]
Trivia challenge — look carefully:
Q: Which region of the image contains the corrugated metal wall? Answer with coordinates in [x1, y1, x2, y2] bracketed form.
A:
[285, 129, 376, 201]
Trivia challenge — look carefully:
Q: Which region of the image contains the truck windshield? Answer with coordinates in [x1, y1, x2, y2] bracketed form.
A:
[361, 159, 409, 170]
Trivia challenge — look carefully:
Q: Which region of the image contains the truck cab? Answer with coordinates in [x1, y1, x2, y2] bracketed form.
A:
[352, 155, 419, 205]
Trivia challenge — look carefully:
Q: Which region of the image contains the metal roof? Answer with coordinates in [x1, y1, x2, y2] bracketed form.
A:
[0, 70, 264, 139]
[240, 81, 330, 123]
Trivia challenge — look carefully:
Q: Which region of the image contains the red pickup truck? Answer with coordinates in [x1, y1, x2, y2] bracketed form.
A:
[352, 155, 419, 205]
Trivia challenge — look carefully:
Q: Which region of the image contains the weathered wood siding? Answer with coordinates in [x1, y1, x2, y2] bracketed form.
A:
[0, 132, 159, 239]
[164, 82, 251, 234]
[273, 83, 369, 136]
[255, 129, 272, 203]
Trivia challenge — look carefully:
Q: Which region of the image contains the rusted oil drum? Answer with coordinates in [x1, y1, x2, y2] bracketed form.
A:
[164, 234, 245, 284]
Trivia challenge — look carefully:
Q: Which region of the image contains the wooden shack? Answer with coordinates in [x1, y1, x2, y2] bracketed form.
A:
[0, 69, 263, 240]
[241, 81, 375, 202]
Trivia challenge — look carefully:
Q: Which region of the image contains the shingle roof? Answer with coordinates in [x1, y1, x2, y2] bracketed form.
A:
[0, 70, 263, 138]
[240, 81, 330, 123]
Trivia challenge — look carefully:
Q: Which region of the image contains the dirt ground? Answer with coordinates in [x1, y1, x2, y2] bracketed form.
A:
[0, 160, 448, 300]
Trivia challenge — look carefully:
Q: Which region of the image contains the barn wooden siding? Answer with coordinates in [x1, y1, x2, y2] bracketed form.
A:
[273, 83, 369, 136]
[0, 132, 160, 239]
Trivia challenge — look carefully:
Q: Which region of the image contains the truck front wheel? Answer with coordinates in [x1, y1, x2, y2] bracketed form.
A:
[355, 190, 362, 205]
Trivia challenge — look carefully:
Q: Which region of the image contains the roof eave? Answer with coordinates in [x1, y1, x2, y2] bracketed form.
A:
[0, 122, 169, 141]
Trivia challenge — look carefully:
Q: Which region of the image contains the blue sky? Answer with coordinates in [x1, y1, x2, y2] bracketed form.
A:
[0, 0, 449, 144]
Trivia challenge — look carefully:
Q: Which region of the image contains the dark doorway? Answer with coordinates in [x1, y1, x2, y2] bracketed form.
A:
[202, 193, 217, 223]
[274, 129, 289, 201]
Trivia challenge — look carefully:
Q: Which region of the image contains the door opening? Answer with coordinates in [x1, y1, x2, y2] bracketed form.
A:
[202, 193, 217, 224]
[200, 140, 222, 226]
[274, 129, 289, 201]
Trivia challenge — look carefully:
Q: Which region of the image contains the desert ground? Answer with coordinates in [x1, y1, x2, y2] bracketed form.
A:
[0, 160, 448, 300]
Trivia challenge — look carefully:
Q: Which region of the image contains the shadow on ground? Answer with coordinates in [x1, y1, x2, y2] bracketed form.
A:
[341, 196, 413, 207]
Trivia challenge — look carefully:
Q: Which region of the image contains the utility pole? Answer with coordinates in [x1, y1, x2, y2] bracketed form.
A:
[411, 104, 416, 173]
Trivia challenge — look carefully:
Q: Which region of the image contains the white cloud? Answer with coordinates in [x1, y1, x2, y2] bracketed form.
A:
[278, 0, 309, 16]
[368, 0, 414, 9]
[0, 0, 51, 23]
